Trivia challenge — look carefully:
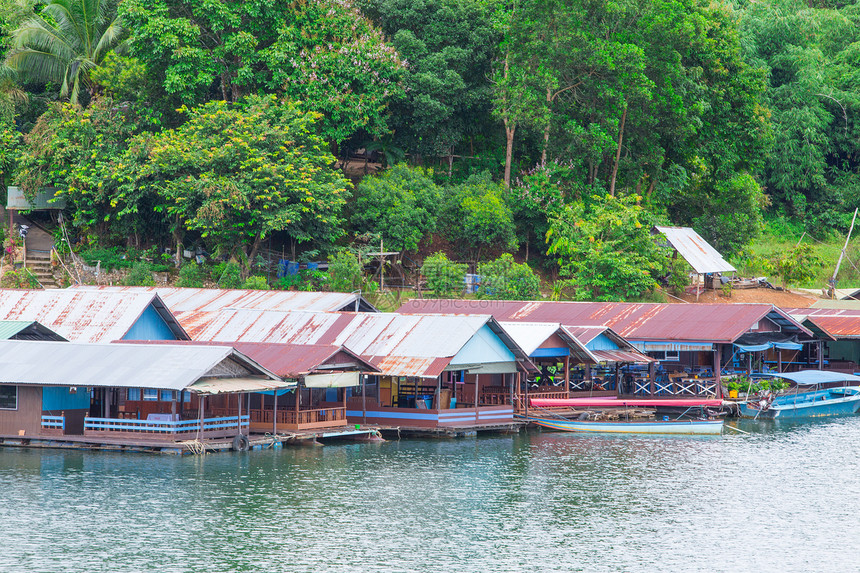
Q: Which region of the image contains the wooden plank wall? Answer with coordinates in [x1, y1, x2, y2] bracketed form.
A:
[0, 386, 42, 436]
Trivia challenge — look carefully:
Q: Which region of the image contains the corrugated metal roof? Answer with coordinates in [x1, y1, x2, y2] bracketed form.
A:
[172, 309, 529, 378]
[0, 320, 66, 341]
[0, 289, 189, 343]
[399, 300, 812, 343]
[784, 308, 860, 340]
[499, 321, 597, 363]
[654, 226, 736, 274]
[6, 186, 67, 210]
[591, 349, 655, 363]
[71, 286, 378, 312]
[0, 340, 280, 390]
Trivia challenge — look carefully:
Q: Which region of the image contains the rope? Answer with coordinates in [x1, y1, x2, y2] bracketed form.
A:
[182, 439, 207, 455]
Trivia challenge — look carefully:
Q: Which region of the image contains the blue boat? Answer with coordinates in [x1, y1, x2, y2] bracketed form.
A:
[737, 370, 860, 419]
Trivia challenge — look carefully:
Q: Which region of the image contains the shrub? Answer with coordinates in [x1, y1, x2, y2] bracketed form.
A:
[328, 250, 363, 292]
[176, 262, 206, 287]
[213, 261, 242, 289]
[242, 275, 269, 290]
[477, 254, 540, 300]
[421, 252, 467, 297]
[122, 261, 156, 286]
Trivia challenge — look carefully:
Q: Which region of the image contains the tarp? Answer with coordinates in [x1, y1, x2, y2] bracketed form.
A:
[189, 377, 297, 395]
[530, 398, 724, 408]
[763, 370, 860, 386]
[734, 341, 803, 352]
[304, 372, 361, 388]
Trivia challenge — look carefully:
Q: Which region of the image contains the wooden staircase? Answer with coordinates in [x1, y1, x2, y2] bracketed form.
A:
[25, 251, 59, 289]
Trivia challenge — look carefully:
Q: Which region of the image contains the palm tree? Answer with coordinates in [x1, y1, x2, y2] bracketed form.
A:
[5, 0, 123, 105]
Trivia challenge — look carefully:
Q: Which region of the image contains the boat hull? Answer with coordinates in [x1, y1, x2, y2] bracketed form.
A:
[738, 387, 860, 420]
[531, 418, 724, 435]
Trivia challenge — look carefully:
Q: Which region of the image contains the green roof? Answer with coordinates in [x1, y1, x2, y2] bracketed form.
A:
[0, 320, 66, 341]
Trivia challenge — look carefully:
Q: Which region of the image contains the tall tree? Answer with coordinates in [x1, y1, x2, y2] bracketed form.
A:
[5, 0, 124, 105]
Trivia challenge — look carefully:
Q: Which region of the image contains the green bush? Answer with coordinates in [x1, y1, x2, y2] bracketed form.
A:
[79, 246, 137, 270]
[421, 252, 467, 297]
[213, 261, 242, 288]
[477, 254, 540, 300]
[122, 261, 156, 286]
[328, 250, 362, 292]
[242, 275, 269, 290]
[176, 262, 206, 287]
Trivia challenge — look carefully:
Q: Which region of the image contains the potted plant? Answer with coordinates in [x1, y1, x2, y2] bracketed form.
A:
[727, 379, 741, 399]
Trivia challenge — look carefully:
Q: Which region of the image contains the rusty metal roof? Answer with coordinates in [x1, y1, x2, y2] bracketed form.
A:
[784, 307, 860, 340]
[398, 300, 811, 344]
[499, 321, 597, 363]
[171, 309, 531, 378]
[0, 289, 188, 343]
[0, 339, 281, 391]
[654, 226, 736, 274]
[71, 286, 378, 312]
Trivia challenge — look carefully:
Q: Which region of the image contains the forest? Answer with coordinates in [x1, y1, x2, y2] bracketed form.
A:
[0, 0, 858, 300]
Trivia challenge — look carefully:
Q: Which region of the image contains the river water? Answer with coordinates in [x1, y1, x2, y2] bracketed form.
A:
[2, 418, 859, 573]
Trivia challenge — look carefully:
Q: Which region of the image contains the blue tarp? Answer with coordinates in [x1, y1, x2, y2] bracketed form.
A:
[734, 341, 803, 352]
[766, 370, 860, 385]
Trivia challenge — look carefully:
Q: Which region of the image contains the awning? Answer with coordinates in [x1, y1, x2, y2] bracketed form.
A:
[734, 341, 803, 353]
[188, 377, 297, 395]
[591, 350, 655, 364]
[763, 370, 860, 385]
[304, 371, 361, 388]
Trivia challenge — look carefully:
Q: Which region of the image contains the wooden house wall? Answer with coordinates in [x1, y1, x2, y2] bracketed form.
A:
[0, 385, 41, 436]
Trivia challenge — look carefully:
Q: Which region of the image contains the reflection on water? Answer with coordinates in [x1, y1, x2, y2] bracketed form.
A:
[2, 418, 860, 572]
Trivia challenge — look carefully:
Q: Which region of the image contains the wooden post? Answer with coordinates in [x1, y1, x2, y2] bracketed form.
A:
[237, 392, 243, 435]
[362, 375, 367, 424]
[818, 341, 824, 370]
[713, 344, 722, 399]
[649, 361, 656, 397]
[748, 353, 752, 376]
[524, 373, 529, 418]
[273, 388, 278, 435]
[474, 374, 480, 422]
[564, 355, 570, 395]
[615, 363, 621, 397]
[778, 349, 782, 373]
[436, 375, 442, 412]
[198, 395, 205, 438]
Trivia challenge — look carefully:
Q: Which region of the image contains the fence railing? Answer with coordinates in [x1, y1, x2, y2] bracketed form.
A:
[246, 407, 346, 426]
[84, 415, 249, 433]
[41, 415, 65, 431]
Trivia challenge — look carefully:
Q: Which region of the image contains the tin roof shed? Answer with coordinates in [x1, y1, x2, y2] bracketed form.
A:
[653, 226, 736, 274]
[0, 320, 66, 341]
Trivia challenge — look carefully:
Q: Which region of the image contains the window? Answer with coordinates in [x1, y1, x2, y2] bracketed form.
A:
[0, 385, 17, 410]
[127, 388, 141, 401]
[182, 391, 191, 403]
[160, 390, 176, 402]
[143, 388, 158, 401]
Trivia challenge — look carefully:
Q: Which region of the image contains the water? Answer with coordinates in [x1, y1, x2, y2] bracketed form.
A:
[2, 419, 860, 573]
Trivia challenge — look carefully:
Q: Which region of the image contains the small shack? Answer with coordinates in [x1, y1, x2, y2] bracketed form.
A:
[653, 225, 736, 294]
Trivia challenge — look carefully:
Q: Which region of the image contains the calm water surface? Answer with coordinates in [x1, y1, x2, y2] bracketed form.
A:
[2, 419, 859, 572]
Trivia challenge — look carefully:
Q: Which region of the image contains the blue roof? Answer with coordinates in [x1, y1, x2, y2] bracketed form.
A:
[767, 370, 860, 385]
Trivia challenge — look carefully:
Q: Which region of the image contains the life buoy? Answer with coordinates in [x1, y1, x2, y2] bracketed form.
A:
[232, 434, 250, 452]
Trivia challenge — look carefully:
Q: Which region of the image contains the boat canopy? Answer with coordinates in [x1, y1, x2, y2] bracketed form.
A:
[764, 370, 860, 385]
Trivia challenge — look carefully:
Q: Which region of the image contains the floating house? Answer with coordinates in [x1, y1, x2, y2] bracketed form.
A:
[167, 309, 536, 435]
[784, 307, 860, 373]
[399, 300, 815, 397]
[71, 285, 379, 313]
[0, 340, 287, 451]
[0, 289, 188, 342]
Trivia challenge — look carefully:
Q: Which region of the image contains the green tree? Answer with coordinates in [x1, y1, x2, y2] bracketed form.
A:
[242, 275, 269, 290]
[176, 261, 205, 287]
[5, 0, 124, 105]
[328, 250, 363, 292]
[773, 244, 822, 287]
[143, 96, 351, 271]
[121, 0, 402, 144]
[122, 261, 156, 286]
[546, 194, 666, 301]
[360, 0, 496, 158]
[446, 172, 517, 260]
[421, 251, 466, 297]
[477, 253, 540, 300]
[352, 164, 441, 252]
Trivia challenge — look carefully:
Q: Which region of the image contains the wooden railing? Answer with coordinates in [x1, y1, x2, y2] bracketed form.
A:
[248, 407, 346, 426]
[634, 378, 717, 397]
